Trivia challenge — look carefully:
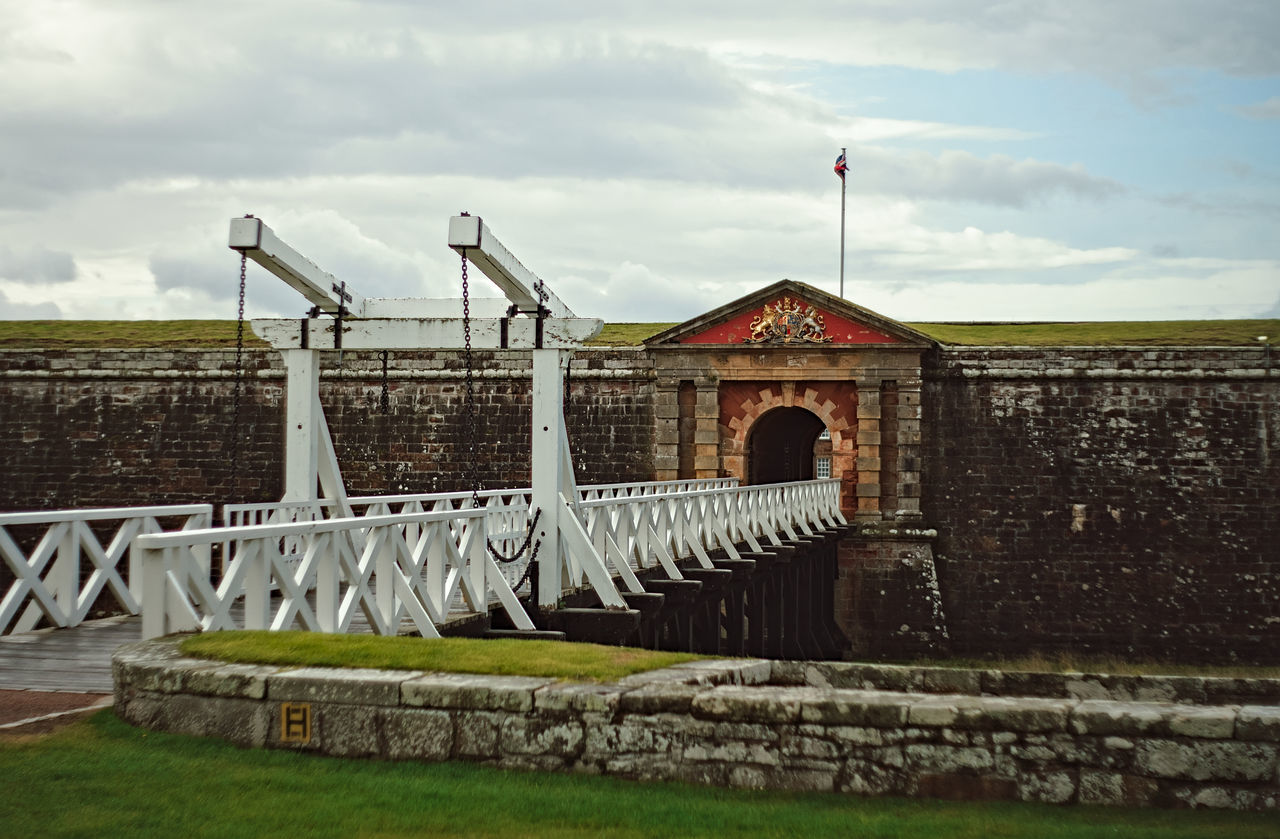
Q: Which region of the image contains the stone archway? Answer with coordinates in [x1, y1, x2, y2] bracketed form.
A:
[747, 407, 826, 484]
[718, 380, 858, 510]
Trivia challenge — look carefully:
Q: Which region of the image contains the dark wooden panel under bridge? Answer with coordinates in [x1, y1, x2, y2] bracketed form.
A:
[480, 527, 853, 660]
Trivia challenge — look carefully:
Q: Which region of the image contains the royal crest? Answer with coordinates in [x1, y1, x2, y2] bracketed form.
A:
[745, 297, 832, 344]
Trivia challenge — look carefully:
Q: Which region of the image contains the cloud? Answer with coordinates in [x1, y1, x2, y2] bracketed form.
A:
[0, 245, 77, 284]
[1235, 96, 1280, 120]
[0, 287, 63, 319]
[852, 148, 1124, 207]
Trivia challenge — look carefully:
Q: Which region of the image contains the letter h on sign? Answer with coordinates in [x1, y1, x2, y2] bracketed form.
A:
[280, 702, 312, 744]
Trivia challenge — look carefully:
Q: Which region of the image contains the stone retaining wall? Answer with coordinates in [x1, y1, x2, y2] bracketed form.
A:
[114, 638, 1280, 810]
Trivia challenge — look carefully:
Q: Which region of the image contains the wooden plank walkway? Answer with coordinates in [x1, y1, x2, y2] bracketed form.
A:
[0, 616, 140, 694]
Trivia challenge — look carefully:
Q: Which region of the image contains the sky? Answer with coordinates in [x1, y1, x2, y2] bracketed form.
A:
[1, 1, 1277, 325]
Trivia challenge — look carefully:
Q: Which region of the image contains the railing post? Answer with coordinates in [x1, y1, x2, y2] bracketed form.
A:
[138, 542, 167, 640]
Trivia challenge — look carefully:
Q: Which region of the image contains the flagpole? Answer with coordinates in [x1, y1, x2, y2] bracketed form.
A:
[839, 146, 847, 299]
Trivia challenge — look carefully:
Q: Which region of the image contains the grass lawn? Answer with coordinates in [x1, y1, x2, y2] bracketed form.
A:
[1, 318, 1276, 348]
[181, 631, 705, 682]
[2, 711, 1276, 839]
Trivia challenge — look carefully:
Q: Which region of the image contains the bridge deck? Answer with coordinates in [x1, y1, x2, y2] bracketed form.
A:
[0, 615, 138, 693]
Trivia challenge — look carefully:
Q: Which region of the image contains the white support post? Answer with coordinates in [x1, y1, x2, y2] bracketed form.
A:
[531, 349, 564, 608]
[282, 350, 320, 503]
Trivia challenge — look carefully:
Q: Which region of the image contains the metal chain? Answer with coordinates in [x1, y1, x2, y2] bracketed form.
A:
[461, 252, 481, 508]
[379, 349, 392, 491]
[379, 350, 390, 415]
[488, 508, 542, 563]
[229, 249, 247, 496]
[460, 248, 542, 572]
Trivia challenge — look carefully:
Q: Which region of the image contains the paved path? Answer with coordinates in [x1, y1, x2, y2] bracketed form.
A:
[0, 615, 139, 693]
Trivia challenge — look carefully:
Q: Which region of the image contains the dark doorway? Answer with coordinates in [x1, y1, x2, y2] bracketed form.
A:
[747, 407, 826, 484]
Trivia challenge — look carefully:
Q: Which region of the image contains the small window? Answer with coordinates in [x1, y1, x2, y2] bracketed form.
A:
[818, 428, 830, 440]
[815, 456, 831, 479]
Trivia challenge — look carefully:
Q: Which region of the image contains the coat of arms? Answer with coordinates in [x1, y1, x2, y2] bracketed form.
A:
[745, 297, 832, 344]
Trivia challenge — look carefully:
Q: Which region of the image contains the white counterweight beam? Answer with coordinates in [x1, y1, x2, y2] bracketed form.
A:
[229, 217, 366, 317]
[448, 215, 575, 319]
[251, 317, 603, 350]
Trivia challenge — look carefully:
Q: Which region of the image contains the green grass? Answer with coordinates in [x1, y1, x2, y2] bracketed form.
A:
[2, 319, 1276, 348]
[181, 631, 704, 682]
[902, 319, 1280, 347]
[2, 712, 1276, 838]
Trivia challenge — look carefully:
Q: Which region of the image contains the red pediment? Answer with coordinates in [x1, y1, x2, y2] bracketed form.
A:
[645, 280, 934, 348]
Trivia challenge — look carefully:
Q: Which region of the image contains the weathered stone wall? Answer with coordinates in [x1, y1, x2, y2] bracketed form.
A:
[115, 638, 1280, 810]
[0, 348, 655, 512]
[4, 344, 1277, 664]
[922, 347, 1280, 664]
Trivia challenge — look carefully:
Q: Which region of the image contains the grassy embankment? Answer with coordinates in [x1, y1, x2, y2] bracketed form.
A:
[1, 318, 1277, 347]
[181, 631, 703, 682]
[185, 631, 1280, 681]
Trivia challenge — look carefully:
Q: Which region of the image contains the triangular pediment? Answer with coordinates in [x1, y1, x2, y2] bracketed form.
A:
[644, 280, 935, 348]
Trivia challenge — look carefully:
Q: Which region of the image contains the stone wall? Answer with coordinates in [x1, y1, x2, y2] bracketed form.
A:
[0, 348, 655, 512]
[115, 637, 1280, 810]
[4, 344, 1277, 664]
[922, 347, 1280, 664]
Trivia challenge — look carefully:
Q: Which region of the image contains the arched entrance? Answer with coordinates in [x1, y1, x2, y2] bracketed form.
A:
[747, 407, 826, 485]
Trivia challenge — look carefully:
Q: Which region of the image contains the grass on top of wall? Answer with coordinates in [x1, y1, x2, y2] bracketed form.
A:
[1, 318, 1277, 348]
[180, 631, 705, 682]
[907, 652, 1280, 680]
[3, 711, 1278, 839]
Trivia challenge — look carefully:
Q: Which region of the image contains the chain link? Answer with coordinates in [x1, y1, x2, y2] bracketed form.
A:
[461, 253, 481, 509]
[379, 350, 390, 415]
[229, 248, 247, 497]
[460, 248, 541, 572]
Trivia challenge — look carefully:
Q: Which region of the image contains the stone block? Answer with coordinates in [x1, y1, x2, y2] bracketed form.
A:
[1237, 706, 1280, 742]
[1167, 706, 1236, 739]
[585, 716, 680, 757]
[267, 667, 416, 706]
[183, 662, 275, 700]
[534, 682, 623, 714]
[800, 689, 915, 727]
[1135, 739, 1277, 782]
[1078, 770, 1159, 807]
[668, 658, 773, 686]
[691, 686, 820, 724]
[972, 697, 1072, 733]
[905, 744, 995, 774]
[402, 672, 554, 712]
[1017, 769, 1077, 804]
[500, 715, 584, 758]
[455, 710, 502, 758]
[122, 656, 225, 695]
[921, 668, 982, 695]
[686, 740, 780, 768]
[308, 702, 381, 758]
[1070, 700, 1168, 736]
[380, 707, 453, 761]
[618, 684, 702, 714]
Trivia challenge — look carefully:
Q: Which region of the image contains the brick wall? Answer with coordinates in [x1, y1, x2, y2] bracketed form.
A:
[922, 347, 1280, 664]
[4, 344, 1276, 664]
[0, 348, 655, 511]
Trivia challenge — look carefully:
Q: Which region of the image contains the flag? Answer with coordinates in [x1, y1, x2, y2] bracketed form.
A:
[833, 152, 847, 179]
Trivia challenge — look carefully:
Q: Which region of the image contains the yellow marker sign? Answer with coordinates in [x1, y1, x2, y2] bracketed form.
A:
[280, 702, 312, 744]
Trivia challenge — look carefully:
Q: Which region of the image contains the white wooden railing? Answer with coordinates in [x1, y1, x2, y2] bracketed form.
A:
[134, 505, 534, 640]
[574, 479, 846, 590]
[0, 505, 214, 634]
[5, 478, 843, 641]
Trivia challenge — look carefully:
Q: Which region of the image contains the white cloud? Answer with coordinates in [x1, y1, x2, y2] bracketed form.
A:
[0, 288, 62, 319]
[1234, 96, 1280, 120]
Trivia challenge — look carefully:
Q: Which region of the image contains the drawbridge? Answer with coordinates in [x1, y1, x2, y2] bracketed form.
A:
[0, 216, 850, 691]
